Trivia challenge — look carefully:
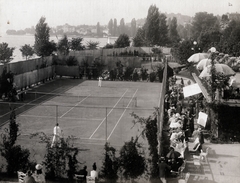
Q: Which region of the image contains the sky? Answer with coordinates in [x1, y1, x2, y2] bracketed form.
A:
[0, 0, 240, 35]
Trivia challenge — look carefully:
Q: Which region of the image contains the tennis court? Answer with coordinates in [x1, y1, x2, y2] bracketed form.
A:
[0, 78, 162, 168]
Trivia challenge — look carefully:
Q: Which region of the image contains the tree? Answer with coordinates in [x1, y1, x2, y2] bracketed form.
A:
[132, 28, 147, 47]
[0, 108, 32, 175]
[108, 19, 113, 36]
[119, 137, 146, 182]
[191, 12, 218, 40]
[119, 18, 125, 35]
[131, 18, 137, 37]
[70, 37, 85, 51]
[0, 42, 15, 64]
[169, 17, 180, 45]
[86, 41, 99, 50]
[100, 143, 119, 183]
[158, 13, 169, 46]
[113, 19, 118, 36]
[57, 34, 70, 55]
[114, 34, 130, 48]
[34, 17, 56, 57]
[97, 22, 101, 37]
[20, 44, 35, 60]
[144, 5, 161, 46]
[131, 112, 159, 182]
[171, 40, 194, 65]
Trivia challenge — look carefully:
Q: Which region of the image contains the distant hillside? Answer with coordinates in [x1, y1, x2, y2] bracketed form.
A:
[135, 13, 192, 27]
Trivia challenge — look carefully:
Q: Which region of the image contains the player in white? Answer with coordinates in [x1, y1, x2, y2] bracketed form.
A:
[51, 123, 62, 148]
[98, 76, 103, 87]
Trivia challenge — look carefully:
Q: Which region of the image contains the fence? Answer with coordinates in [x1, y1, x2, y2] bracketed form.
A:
[14, 66, 55, 90]
[157, 60, 168, 156]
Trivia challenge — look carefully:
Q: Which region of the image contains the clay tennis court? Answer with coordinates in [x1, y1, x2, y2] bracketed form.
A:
[0, 78, 162, 168]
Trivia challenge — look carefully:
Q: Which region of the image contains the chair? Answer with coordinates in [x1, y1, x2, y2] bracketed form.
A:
[17, 171, 26, 183]
[178, 172, 190, 183]
[189, 143, 201, 154]
[74, 174, 85, 183]
[200, 147, 209, 162]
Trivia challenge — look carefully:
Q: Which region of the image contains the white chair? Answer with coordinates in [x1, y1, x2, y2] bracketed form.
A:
[178, 172, 190, 183]
[17, 171, 26, 183]
[200, 147, 210, 162]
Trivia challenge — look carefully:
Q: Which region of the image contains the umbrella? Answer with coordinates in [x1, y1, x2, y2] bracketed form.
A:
[199, 64, 235, 79]
[196, 59, 219, 70]
[187, 53, 209, 63]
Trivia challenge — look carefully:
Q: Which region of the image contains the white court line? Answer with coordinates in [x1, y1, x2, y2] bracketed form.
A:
[20, 114, 102, 121]
[107, 89, 138, 141]
[0, 87, 63, 118]
[59, 94, 91, 118]
[89, 89, 128, 139]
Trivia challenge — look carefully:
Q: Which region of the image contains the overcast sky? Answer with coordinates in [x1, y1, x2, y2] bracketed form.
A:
[0, 0, 239, 35]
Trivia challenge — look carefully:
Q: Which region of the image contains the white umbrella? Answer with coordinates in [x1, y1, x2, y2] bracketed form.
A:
[187, 53, 209, 63]
[196, 58, 218, 70]
[199, 64, 235, 79]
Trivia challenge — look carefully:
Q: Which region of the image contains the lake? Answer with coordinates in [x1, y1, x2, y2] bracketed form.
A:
[0, 35, 117, 62]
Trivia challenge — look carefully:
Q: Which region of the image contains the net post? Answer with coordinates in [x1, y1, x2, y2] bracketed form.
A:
[106, 107, 108, 143]
[56, 105, 58, 124]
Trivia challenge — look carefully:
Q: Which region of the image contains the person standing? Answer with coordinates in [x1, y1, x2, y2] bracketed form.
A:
[98, 76, 103, 87]
[90, 163, 98, 180]
[51, 123, 62, 148]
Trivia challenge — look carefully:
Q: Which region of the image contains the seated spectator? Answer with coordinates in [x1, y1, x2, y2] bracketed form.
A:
[24, 170, 36, 183]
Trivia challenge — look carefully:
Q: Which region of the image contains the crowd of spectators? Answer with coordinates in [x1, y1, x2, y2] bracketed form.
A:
[160, 75, 205, 180]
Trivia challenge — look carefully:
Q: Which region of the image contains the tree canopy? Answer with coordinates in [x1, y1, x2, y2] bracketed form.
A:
[57, 34, 70, 55]
[34, 17, 56, 57]
[114, 34, 130, 48]
[20, 44, 35, 60]
[0, 43, 15, 64]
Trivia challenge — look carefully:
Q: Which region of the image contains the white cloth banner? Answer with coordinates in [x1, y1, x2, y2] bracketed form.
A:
[197, 112, 208, 127]
[183, 83, 202, 98]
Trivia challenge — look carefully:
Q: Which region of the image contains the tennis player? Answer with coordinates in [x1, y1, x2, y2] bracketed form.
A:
[51, 123, 62, 148]
[98, 76, 103, 87]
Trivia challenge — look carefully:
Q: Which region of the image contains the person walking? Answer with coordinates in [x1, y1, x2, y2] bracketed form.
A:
[98, 76, 103, 87]
[51, 123, 62, 148]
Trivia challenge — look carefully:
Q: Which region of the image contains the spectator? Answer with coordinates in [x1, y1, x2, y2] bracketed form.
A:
[90, 163, 98, 180]
[78, 166, 88, 183]
[24, 170, 36, 183]
[33, 164, 45, 183]
[159, 157, 170, 183]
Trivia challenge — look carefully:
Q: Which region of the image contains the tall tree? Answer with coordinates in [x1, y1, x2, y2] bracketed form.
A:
[119, 18, 126, 35]
[34, 17, 56, 57]
[97, 22, 101, 37]
[113, 19, 118, 36]
[114, 34, 130, 48]
[144, 5, 161, 46]
[0, 43, 15, 64]
[131, 18, 137, 37]
[158, 13, 169, 46]
[108, 19, 113, 36]
[57, 34, 69, 55]
[191, 12, 218, 40]
[169, 17, 180, 45]
[20, 44, 35, 60]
